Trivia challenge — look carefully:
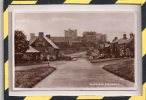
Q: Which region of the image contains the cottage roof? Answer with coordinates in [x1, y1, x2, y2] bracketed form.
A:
[29, 36, 59, 49]
[118, 38, 133, 44]
[29, 37, 38, 45]
[26, 46, 40, 53]
[44, 37, 59, 49]
[111, 38, 133, 45]
[111, 39, 119, 44]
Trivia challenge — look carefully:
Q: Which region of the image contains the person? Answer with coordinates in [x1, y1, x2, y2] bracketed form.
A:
[47, 54, 50, 67]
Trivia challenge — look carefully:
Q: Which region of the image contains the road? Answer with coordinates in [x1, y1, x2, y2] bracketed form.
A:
[34, 58, 134, 88]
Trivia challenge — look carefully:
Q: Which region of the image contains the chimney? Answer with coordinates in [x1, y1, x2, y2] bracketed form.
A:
[75, 29, 77, 32]
[130, 33, 134, 39]
[30, 33, 35, 41]
[123, 34, 127, 39]
[46, 34, 51, 39]
[115, 37, 118, 40]
[39, 32, 44, 37]
[113, 37, 118, 42]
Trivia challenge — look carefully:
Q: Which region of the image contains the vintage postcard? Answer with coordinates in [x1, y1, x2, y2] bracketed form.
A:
[9, 5, 142, 96]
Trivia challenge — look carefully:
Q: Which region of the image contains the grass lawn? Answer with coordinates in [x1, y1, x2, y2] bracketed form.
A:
[15, 66, 56, 88]
[103, 58, 134, 82]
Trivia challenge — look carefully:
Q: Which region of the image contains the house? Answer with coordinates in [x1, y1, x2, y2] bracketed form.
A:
[103, 42, 111, 57]
[117, 33, 134, 57]
[111, 33, 134, 57]
[48, 36, 71, 50]
[29, 32, 59, 60]
[110, 37, 119, 57]
[25, 46, 40, 62]
[46, 29, 83, 53]
[49, 29, 82, 47]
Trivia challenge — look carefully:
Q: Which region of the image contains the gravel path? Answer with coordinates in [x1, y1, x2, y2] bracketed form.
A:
[34, 58, 134, 88]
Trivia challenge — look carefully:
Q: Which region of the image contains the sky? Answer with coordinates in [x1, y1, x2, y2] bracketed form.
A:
[14, 12, 136, 42]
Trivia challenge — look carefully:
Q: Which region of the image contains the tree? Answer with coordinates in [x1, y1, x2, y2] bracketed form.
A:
[15, 30, 29, 64]
[15, 30, 29, 53]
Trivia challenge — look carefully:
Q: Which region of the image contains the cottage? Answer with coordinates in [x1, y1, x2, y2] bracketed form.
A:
[103, 42, 111, 57]
[25, 46, 40, 62]
[110, 37, 119, 57]
[118, 33, 134, 57]
[29, 32, 59, 60]
[111, 33, 134, 57]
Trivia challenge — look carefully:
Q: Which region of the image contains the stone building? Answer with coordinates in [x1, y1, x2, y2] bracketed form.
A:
[43, 29, 83, 54]
[46, 29, 82, 50]
[111, 33, 134, 57]
[29, 32, 59, 60]
[82, 31, 107, 47]
[64, 29, 77, 38]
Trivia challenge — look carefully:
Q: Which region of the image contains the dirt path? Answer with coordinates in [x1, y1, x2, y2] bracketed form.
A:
[34, 58, 134, 88]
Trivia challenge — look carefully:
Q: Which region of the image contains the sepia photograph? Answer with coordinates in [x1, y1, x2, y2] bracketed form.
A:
[12, 11, 137, 90]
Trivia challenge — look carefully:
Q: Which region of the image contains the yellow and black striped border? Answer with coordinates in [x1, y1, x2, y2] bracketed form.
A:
[4, 0, 146, 100]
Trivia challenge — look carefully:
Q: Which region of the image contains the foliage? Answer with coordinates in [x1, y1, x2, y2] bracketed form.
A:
[15, 30, 29, 53]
